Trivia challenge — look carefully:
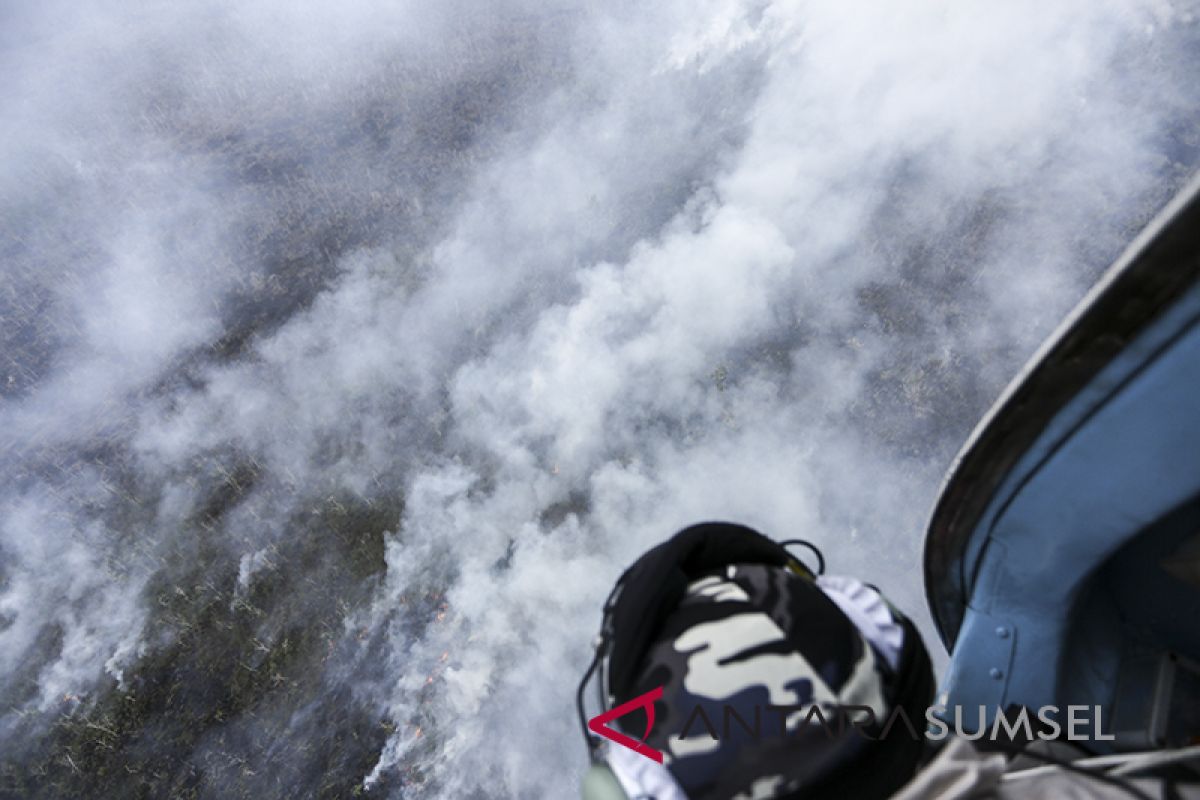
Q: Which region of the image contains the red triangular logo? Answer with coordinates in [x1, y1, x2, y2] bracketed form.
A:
[587, 686, 664, 763]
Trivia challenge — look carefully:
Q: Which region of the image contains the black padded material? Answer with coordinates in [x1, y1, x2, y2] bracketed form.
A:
[784, 615, 936, 800]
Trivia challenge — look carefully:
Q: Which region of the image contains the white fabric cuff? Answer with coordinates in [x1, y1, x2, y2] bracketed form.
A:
[816, 574, 906, 671]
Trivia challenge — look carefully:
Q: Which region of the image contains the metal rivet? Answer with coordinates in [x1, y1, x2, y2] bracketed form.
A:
[989, 668, 1003, 680]
[995, 626, 1010, 639]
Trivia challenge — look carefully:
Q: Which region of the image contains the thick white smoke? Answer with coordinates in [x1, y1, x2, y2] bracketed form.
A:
[1, 0, 1197, 797]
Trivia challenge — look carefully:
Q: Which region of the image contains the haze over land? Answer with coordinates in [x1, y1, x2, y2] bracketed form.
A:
[2, 1, 1199, 797]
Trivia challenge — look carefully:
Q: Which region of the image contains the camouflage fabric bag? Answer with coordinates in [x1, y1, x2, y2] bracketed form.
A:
[615, 560, 931, 799]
